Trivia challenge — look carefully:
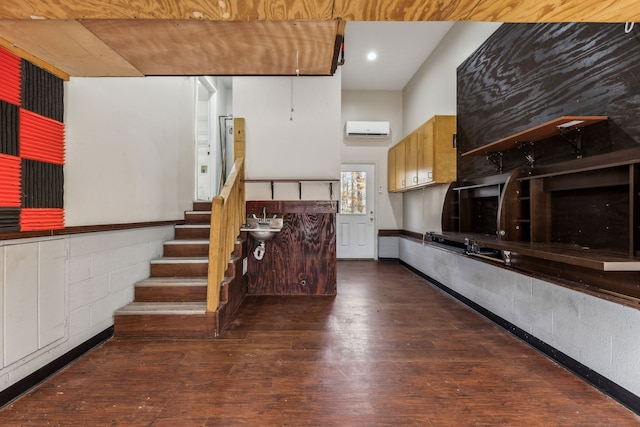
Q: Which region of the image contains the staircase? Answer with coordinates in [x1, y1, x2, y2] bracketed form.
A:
[114, 201, 243, 338]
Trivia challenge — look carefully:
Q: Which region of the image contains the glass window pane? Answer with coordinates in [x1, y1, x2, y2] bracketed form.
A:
[340, 171, 366, 214]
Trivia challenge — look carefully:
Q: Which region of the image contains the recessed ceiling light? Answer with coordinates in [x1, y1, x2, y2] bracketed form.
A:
[367, 51, 377, 61]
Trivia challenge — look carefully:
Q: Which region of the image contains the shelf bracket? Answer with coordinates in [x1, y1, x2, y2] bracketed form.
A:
[329, 182, 334, 200]
[558, 127, 583, 159]
[298, 182, 302, 200]
[517, 142, 535, 167]
[270, 181, 275, 200]
[486, 152, 504, 173]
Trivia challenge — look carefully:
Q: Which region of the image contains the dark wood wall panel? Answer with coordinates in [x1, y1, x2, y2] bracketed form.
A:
[512, 255, 640, 301]
[454, 23, 640, 299]
[470, 197, 499, 235]
[457, 23, 640, 181]
[634, 164, 640, 255]
[550, 186, 629, 251]
[246, 200, 336, 296]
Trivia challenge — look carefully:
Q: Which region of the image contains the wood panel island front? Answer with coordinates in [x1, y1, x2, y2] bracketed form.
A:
[244, 200, 337, 296]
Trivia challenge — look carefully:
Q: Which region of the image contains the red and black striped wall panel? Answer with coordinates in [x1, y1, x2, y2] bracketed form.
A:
[0, 48, 21, 106]
[20, 110, 65, 165]
[0, 47, 65, 232]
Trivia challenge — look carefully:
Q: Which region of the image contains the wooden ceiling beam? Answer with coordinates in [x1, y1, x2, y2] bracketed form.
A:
[2, 0, 639, 22]
[465, 0, 640, 22]
[79, 20, 338, 76]
[0, 35, 70, 80]
[0, 20, 143, 78]
[0, 0, 334, 20]
[1, 0, 639, 79]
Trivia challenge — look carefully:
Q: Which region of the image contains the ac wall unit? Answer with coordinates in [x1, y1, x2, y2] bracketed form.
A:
[345, 121, 390, 138]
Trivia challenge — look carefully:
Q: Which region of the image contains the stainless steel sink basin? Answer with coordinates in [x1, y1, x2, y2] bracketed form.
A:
[240, 216, 283, 241]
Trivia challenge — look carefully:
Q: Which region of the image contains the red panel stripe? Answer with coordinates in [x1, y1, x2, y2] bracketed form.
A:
[19, 109, 65, 165]
[0, 48, 21, 106]
[20, 208, 65, 231]
[0, 154, 21, 206]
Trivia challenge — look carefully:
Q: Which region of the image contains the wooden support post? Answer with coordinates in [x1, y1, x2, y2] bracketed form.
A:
[234, 117, 245, 161]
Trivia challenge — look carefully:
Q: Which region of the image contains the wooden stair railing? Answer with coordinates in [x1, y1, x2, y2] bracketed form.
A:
[206, 118, 246, 312]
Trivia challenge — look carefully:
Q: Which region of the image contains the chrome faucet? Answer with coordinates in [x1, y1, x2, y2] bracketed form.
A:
[253, 207, 275, 225]
[252, 207, 268, 220]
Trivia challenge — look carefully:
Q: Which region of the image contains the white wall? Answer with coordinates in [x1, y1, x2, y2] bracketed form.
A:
[402, 22, 502, 233]
[0, 226, 172, 391]
[233, 73, 341, 200]
[341, 90, 404, 230]
[0, 75, 201, 394]
[400, 238, 640, 398]
[213, 78, 235, 182]
[403, 22, 502, 133]
[64, 77, 196, 226]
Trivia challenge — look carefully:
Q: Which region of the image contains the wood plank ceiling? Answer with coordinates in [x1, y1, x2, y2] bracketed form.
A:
[0, 0, 638, 80]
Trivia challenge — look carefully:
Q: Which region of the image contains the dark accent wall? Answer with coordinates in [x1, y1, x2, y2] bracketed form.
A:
[457, 23, 640, 181]
[246, 200, 337, 296]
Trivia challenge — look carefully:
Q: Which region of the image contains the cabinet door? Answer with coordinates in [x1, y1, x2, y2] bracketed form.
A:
[432, 116, 457, 183]
[418, 119, 434, 184]
[395, 140, 406, 190]
[387, 146, 396, 192]
[405, 130, 419, 188]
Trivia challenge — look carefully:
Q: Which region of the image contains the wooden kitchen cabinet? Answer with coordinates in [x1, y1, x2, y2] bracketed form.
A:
[387, 145, 396, 191]
[404, 129, 419, 188]
[421, 115, 457, 185]
[395, 139, 406, 190]
[388, 115, 456, 192]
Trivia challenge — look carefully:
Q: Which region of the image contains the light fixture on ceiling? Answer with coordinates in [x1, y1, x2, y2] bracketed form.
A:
[367, 51, 377, 61]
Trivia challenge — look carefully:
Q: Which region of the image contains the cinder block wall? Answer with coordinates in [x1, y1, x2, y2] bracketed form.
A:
[399, 238, 640, 398]
[0, 225, 173, 391]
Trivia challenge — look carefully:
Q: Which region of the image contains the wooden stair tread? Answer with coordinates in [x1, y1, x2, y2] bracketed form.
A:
[136, 277, 207, 286]
[115, 302, 207, 315]
[150, 257, 208, 264]
[164, 239, 209, 245]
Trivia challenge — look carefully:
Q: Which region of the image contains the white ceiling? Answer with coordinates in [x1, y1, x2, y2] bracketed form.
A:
[340, 21, 455, 91]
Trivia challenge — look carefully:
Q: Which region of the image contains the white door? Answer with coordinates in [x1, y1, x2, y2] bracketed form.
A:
[337, 164, 376, 259]
[195, 78, 216, 201]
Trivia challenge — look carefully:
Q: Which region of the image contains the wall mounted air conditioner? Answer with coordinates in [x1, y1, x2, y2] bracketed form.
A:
[345, 121, 390, 138]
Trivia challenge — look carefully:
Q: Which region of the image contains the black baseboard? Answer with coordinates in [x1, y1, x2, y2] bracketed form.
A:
[377, 257, 399, 263]
[0, 326, 114, 408]
[400, 260, 640, 416]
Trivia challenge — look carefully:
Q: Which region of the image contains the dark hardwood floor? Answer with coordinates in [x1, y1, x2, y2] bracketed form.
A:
[1, 261, 638, 426]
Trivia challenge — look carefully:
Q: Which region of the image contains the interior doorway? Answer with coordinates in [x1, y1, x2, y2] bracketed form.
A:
[195, 77, 217, 201]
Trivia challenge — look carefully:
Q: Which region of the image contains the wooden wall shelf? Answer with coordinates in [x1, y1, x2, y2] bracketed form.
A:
[461, 116, 608, 157]
[440, 146, 640, 299]
[431, 232, 640, 271]
[245, 178, 339, 200]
